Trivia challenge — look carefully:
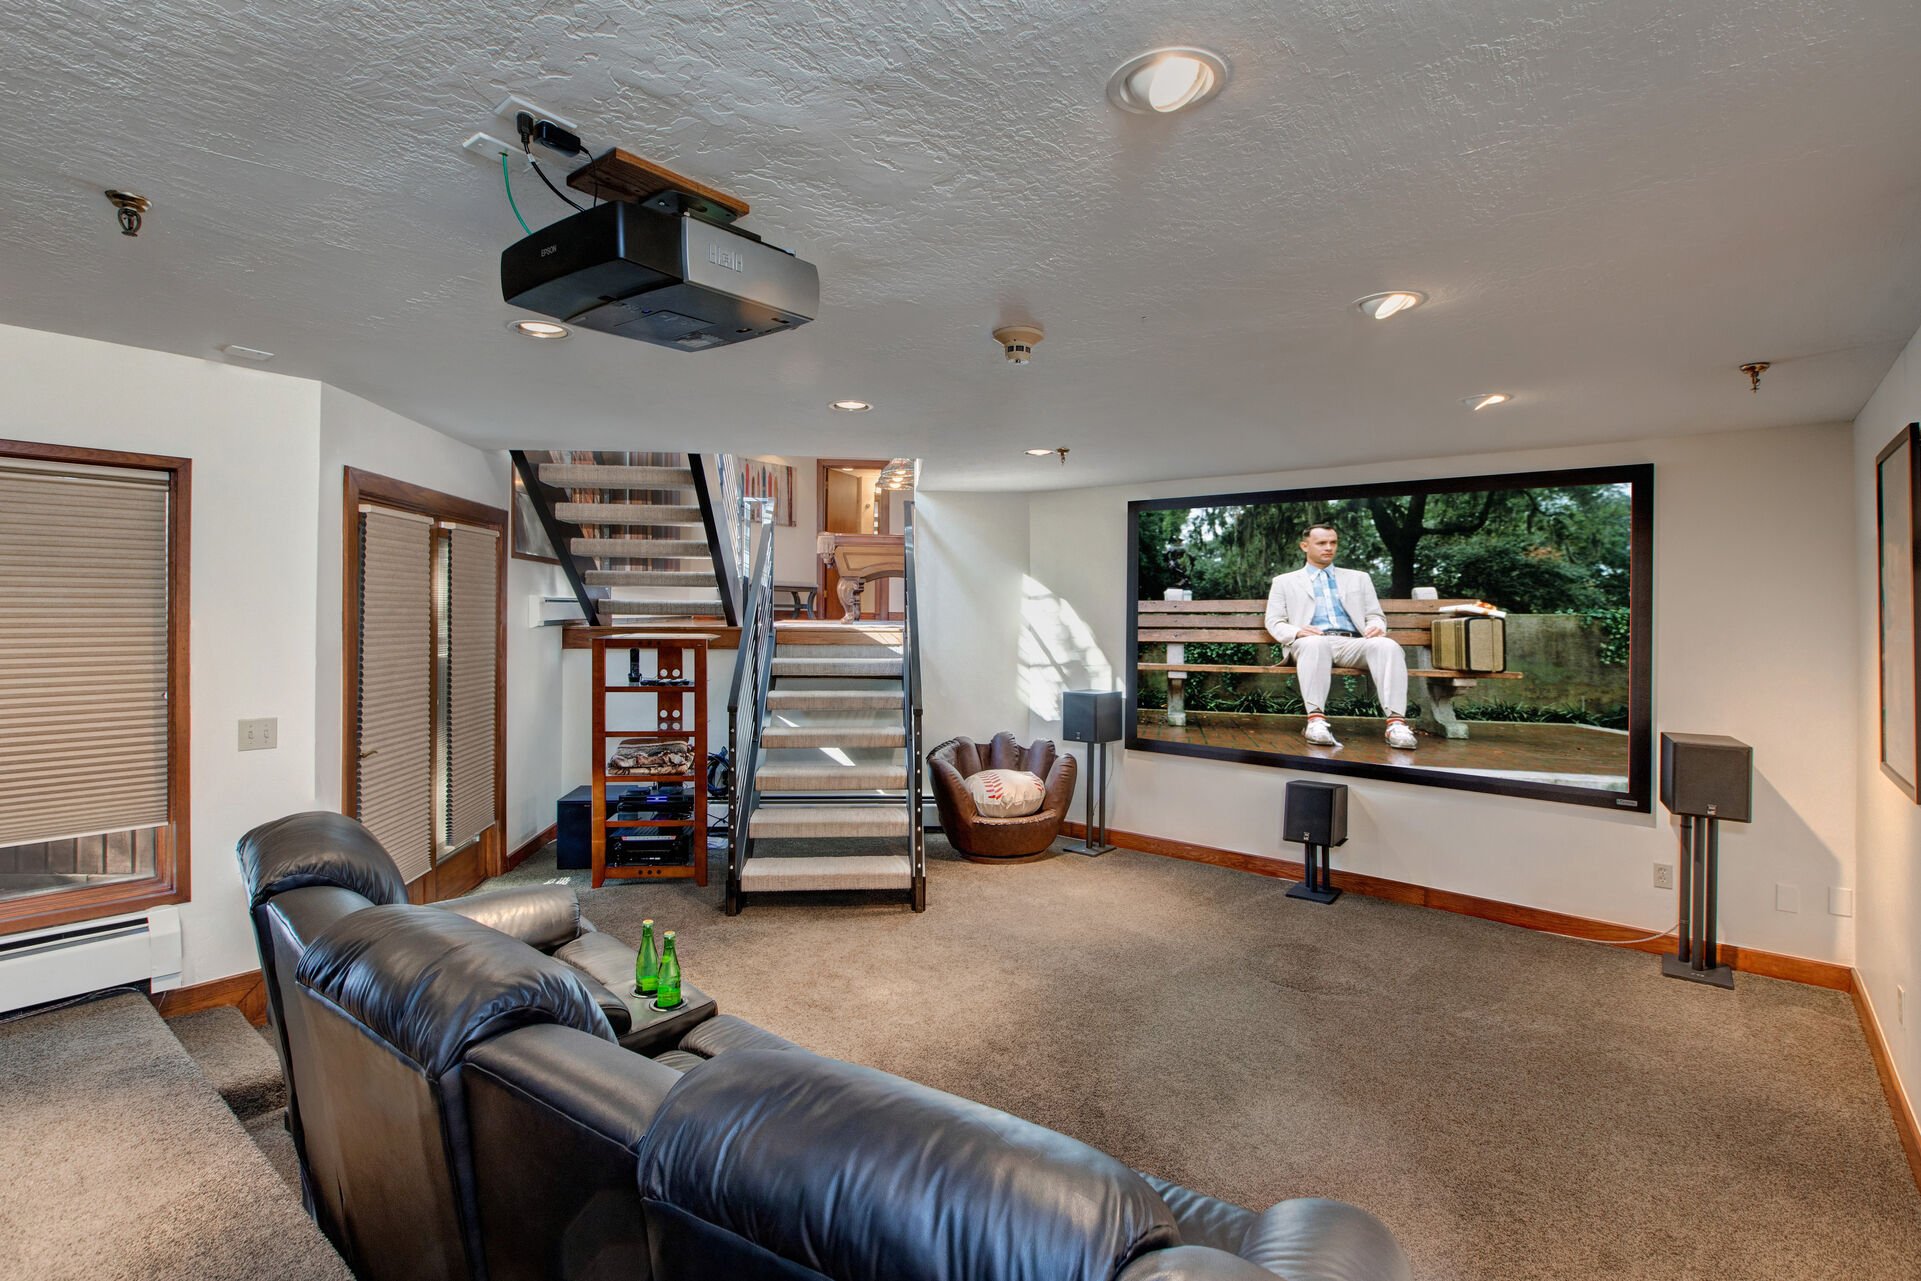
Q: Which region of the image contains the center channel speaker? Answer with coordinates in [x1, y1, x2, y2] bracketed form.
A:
[1282, 780, 1348, 848]
[1659, 732, 1753, 822]
[1062, 690, 1124, 744]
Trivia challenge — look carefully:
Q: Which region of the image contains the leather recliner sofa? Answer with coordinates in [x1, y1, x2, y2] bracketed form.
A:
[291, 901, 1412, 1281]
[235, 811, 657, 1214]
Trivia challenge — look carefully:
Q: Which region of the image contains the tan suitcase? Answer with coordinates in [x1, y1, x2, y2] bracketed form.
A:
[1430, 616, 1506, 672]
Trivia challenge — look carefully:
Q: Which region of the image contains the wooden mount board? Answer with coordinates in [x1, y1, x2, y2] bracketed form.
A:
[567, 148, 750, 219]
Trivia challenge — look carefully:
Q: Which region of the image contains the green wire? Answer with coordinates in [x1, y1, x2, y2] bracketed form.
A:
[502, 152, 531, 235]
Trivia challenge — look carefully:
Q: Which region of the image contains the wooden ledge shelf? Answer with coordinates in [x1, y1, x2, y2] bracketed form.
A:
[566, 148, 750, 220]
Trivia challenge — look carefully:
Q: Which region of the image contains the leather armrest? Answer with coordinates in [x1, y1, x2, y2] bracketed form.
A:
[465, 1023, 682, 1147]
[928, 756, 976, 817]
[440, 885, 584, 953]
[1237, 1199, 1411, 1281]
[1116, 1246, 1279, 1281]
[1041, 752, 1078, 818]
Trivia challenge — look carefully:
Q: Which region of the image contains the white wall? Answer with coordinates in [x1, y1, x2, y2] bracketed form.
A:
[983, 421, 1860, 963]
[1853, 322, 1921, 1122]
[313, 386, 566, 851]
[914, 490, 1038, 752]
[0, 324, 324, 986]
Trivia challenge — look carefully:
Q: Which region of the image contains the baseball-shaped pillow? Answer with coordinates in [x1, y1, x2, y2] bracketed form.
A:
[962, 768, 1046, 818]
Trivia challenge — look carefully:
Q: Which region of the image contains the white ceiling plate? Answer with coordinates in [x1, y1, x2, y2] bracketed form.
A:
[1, 1, 1918, 491]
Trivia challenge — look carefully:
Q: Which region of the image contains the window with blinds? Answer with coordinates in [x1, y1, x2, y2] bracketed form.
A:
[443, 526, 498, 852]
[349, 481, 502, 896]
[0, 449, 186, 927]
[356, 509, 434, 882]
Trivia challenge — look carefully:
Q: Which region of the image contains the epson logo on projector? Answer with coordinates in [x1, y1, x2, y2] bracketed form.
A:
[708, 243, 744, 272]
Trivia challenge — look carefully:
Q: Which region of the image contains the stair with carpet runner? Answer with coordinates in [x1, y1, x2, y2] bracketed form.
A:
[510, 451, 736, 626]
[731, 620, 922, 911]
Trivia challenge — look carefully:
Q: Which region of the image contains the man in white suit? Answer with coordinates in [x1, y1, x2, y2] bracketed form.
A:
[1264, 523, 1417, 750]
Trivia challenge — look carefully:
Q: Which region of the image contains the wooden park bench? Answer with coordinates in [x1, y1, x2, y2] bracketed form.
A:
[1135, 597, 1524, 740]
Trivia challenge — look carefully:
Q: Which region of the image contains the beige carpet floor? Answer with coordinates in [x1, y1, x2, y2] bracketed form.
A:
[486, 836, 1921, 1281]
[0, 993, 349, 1281]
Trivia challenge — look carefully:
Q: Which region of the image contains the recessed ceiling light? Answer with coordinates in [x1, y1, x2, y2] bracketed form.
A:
[1025, 448, 1056, 457]
[1107, 48, 1229, 115]
[1355, 291, 1427, 320]
[1462, 393, 1512, 411]
[829, 399, 873, 412]
[508, 319, 569, 339]
[219, 344, 274, 362]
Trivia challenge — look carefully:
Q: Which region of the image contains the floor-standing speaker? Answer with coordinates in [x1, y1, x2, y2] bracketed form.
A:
[1283, 780, 1348, 904]
[1658, 732, 1753, 989]
[1061, 690, 1122, 855]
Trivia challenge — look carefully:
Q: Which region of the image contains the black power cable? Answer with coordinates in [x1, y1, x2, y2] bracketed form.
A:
[527, 153, 585, 212]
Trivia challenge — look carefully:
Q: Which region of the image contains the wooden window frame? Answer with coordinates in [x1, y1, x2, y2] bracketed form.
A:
[342, 468, 506, 899]
[0, 438, 192, 936]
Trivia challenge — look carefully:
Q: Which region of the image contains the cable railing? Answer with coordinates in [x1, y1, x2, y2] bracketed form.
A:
[902, 500, 925, 910]
[724, 502, 777, 916]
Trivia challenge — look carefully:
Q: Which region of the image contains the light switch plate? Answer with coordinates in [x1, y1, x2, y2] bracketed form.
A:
[1775, 883, 1799, 913]
[1829, 886, 1854, 917]
[238, 717, 278, 751]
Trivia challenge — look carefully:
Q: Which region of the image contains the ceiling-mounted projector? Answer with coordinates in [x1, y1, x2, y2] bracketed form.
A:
[501, 202, 819, 351]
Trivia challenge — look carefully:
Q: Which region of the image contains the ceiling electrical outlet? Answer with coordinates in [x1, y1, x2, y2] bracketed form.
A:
[493, 94, 577, 132]
[238, 717, 277, 751]
[461, 131, 519, 163]
[1829, 887, 1855, 917]
[1775, 883, 1800, 914]
[1653, 863, 1673, 890]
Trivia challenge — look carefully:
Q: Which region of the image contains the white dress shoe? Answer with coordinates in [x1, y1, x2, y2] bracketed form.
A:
[1385, 721, 1418, 750]
[1304, 718, 1340, 747]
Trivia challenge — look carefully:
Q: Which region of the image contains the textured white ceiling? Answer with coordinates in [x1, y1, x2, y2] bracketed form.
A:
[4, 1, 1920, 489]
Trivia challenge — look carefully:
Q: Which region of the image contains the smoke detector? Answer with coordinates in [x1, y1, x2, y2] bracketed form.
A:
[992, 324, 1044, 366]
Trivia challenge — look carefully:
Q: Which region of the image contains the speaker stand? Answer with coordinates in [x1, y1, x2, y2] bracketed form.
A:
[1070, 741, 1115, 856]
[1662, 814, 1733, 989]
[1286, 841, 1342, 904]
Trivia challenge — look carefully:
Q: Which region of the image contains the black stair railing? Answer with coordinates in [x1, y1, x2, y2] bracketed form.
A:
[902, 500, 925, 912]
[725, 507, 777, 916]
[509, 450, 599, 623]
[687, 454, 741, 627]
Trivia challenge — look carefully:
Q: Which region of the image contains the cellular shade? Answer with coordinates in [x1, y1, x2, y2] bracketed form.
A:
[357, 508, 433, 882]
[444, 525, 498, 851]
[0, 464, 170, 847]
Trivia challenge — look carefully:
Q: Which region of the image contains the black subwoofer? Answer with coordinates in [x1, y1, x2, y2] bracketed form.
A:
[1283, 780, 1348, 848]
[1659, 732, 1753, 822]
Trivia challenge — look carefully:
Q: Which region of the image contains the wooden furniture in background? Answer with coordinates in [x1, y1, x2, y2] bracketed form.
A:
[817, 533, 905, 622]
[591, 633, 710, 889]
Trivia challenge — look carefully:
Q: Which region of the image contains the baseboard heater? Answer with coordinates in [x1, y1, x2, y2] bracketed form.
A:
[0, 906, 182, 1014]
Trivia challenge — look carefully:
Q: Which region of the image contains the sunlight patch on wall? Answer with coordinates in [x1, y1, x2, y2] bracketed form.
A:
[1019, 575, 1113, 721]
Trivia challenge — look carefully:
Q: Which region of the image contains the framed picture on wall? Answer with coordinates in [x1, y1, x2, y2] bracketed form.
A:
[740, 458, 796, 526]
[1876, 422, 1921, 800]
[509, 466, 559, 564]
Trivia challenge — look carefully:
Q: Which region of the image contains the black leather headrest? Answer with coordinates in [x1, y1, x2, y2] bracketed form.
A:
[295, 904, 616, 1077]
[638, 1049, 1179, 1281]
[236, 810, 407, 909]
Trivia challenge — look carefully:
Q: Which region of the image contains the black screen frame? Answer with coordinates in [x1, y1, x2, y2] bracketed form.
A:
[1124, 462, 1655, 812]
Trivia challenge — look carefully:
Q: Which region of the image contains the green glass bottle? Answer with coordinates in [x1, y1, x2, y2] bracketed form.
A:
[655, 931, 682, 1010]
[635, 919, 658, 996]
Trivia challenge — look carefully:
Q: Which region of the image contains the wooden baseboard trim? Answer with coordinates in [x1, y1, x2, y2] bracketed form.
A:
[1853, 976, 1921, 1196]
[151, 969, 268, 1027]
[505, 823, 557, 874]
[1062, 822, 1852, 991]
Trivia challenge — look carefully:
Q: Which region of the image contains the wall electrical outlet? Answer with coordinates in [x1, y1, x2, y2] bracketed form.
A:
[238, 717, 278, 751]
[1775, 883, 1800, 913]
[1653, 863, 1673, 890]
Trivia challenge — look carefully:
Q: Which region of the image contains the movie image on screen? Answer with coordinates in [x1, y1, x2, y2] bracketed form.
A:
[1128, 464, 1652, 810]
